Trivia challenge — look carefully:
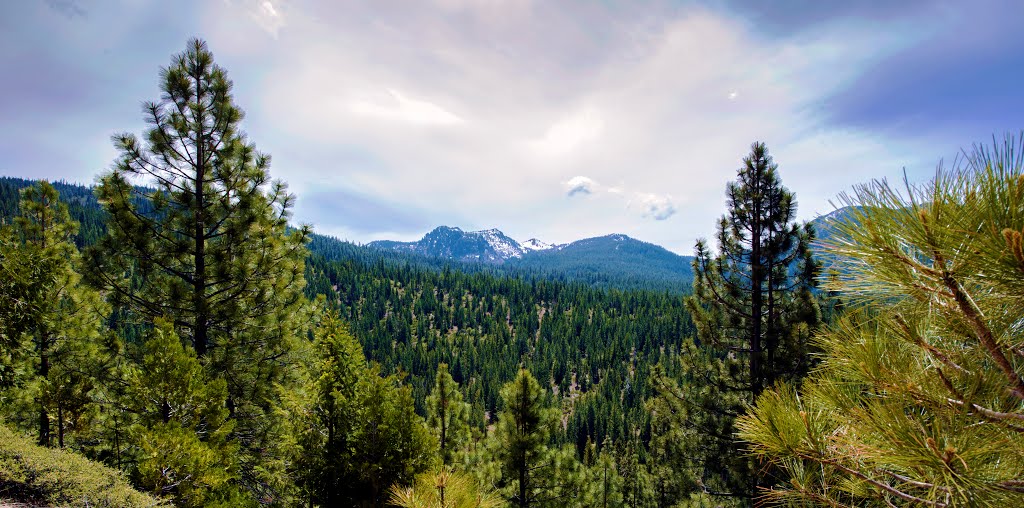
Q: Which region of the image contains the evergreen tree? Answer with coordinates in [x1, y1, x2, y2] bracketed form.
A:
[284, 310, 363, 505]
[0, 182, 108, 447]
[427, 363, 471, 466]
[739, 134, 1024, 506]
[690, 141, 818, 395]
[580, 438, 625, 508]
[290, 310, 436, 507]
[85, 38, 310, 495]
[126, 319, 237, 506]
[670, 142, 819, 499]
[491, 369, 582, 507]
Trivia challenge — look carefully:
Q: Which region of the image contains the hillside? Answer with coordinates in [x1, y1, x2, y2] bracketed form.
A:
[0, 423, 158, 507]
[509, 233, 694, 292]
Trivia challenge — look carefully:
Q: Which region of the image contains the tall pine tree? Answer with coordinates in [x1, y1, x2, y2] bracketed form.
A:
[663, 142, 819, 500]
[85, 39, 310, 497]
[689, 141, 819, 394]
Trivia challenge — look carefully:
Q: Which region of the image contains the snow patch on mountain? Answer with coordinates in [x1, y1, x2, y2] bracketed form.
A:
[370, 226, 587, 263]
[474, 228, 525, 259]
[522, 238, 555, 251]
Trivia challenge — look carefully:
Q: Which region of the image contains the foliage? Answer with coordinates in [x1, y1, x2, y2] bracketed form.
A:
[488, 369, 585, 507]
[289, 310, 437, 507]
[122, 319, 237, 506]
[389, 467, 505, 508]
[0, 182, 109, 448]
[580, 438, 626, 508]
[0, 422, 161, 507]
[84, 38, 311, 498]
[738, 134, 1024, 506]
[427, 363, 472, 466]
[307, 250, 692, 451]
[655, 142, 820, 500]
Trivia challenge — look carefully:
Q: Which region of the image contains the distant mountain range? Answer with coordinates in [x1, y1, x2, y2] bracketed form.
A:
[0, 176, 857, 293]
[366, 207, 858, 292]
[369, 226, 554, 263]
[368, 226, 695, 291]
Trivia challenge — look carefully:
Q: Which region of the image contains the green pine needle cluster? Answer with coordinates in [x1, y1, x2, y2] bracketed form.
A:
[738, 134, 1024, 506]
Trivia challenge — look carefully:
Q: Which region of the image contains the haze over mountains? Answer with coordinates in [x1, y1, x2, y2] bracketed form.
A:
[365, 211, 845, 291]
[0, 176, 846, 293]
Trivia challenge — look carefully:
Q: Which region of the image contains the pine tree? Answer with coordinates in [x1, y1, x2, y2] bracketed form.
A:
[427, 363, 471, 466]
[126, 319, 236, 506]
[690, 141, 819, 395]
[290, 310, 435, 507]
[580, 438, 624, 508]
[490, 369, 585, 507]
[0, 182, 108, 447]
[670, 142, 819, 499]
[85, 38, 310, 494]
[739, 134, 1024, 506]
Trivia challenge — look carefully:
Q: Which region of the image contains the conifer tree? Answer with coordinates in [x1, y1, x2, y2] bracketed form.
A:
[739, 134, 1024, 506]
[689, 141, 819, 395]
[0, 182, 107, 447]
[581, 438, 625, 508]
[85, 38, 310, 493]
[666, 142, 819, 499]
[290, 310, 435, 507]
[427, 363, 471, 466]
[126, 319, 236, 506]
[491, 369, 584, 507]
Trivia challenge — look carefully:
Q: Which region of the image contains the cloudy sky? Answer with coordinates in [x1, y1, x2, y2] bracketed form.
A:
[2, 1, 1023, 253]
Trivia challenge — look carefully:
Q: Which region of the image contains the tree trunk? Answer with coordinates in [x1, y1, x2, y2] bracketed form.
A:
[750, 181, 764, 397]
[193, 64, 209, 358]
[38, 343, 50, 447]
[57, 403, 65, 448]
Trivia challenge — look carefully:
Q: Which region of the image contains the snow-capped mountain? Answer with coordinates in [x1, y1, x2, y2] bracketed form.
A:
[521, 238, 557, 251]
[368, 226, 543, 264]
[368, 226, 695, 291]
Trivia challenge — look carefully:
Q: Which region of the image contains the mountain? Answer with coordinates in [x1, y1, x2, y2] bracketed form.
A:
[808, 206, 862, 268]
[510, 233, 694, 291]
[370, 226, 694, 292]
[522, 238, 557, 251]
[369, 226, 530, 263]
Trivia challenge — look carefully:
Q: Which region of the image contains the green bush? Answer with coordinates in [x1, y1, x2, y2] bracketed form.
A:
[0, 423, 161, 507]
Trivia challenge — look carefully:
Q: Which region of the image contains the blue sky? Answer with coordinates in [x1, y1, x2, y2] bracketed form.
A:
[2, 0, 1022, 253]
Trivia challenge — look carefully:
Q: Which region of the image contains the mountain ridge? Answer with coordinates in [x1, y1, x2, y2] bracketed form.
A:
[368, 225, 696, 292]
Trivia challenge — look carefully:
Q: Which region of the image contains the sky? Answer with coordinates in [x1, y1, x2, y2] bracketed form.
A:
[2, 0, 1023, 254]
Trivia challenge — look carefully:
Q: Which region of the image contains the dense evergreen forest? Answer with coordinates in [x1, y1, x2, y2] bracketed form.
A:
[1, 38, 1022, 507]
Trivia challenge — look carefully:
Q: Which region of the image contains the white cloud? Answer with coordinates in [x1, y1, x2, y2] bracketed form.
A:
[565, 176, 677, 221]
[203, 0, 939, 252]
[532, 106, 604, 157]
[261, 1, 278, 17]
[247, 0, 284, 37]
[565, 176, 596, 196]
[350, 88, 464, 126]
[633, 193, 676, 221]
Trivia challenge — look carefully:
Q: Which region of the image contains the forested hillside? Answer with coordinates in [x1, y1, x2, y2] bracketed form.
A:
[0, 174, 694, 458]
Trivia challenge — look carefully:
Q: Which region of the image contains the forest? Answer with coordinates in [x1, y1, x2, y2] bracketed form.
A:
[1, 39, 1022, 507]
